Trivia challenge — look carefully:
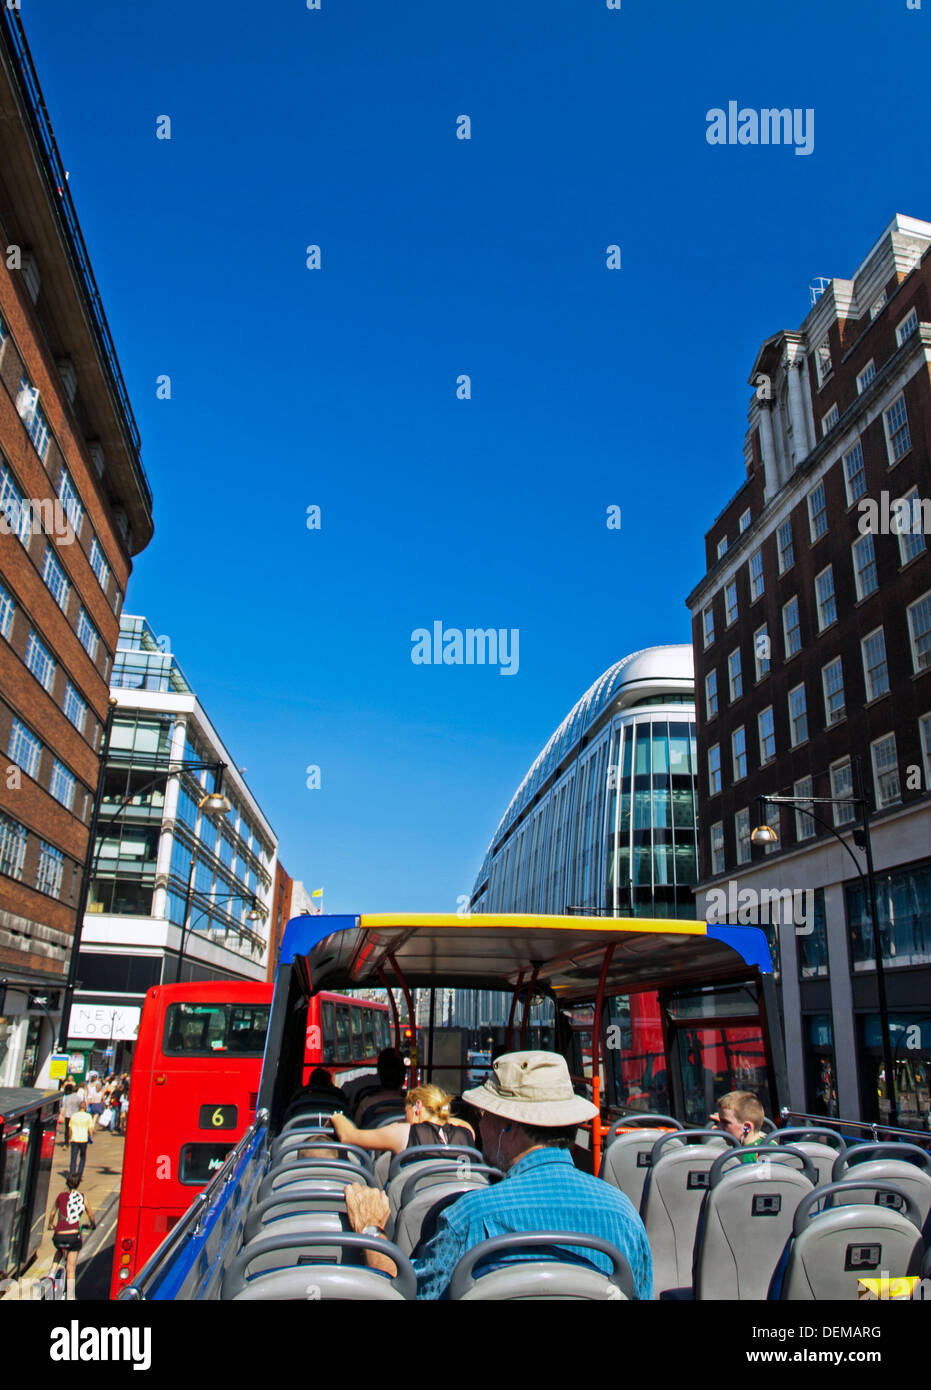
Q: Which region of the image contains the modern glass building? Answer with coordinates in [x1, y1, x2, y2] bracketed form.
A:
[469, 646, 698, 919]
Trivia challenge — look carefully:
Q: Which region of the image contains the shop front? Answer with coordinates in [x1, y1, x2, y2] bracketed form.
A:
[65, 999, 141, 1078]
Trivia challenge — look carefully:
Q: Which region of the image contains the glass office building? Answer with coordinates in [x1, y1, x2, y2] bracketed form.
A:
[470, 646, 698, 919]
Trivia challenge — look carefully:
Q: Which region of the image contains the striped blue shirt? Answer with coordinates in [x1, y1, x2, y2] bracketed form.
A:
[412, 1146, 653, 1299]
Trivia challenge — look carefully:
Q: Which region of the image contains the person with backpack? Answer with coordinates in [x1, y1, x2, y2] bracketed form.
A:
[48, 1175, 96, 1297]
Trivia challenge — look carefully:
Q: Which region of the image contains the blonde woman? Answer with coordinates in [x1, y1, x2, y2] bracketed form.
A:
[330, 1083, 475, 1156]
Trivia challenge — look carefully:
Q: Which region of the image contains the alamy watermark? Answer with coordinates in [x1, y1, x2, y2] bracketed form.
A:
[858, 490, 930, 536]
[411, 622, 519, 676]
[706, 103, 814, 157]
[1, 498, 74, 545]
[706, 881, 814, 935]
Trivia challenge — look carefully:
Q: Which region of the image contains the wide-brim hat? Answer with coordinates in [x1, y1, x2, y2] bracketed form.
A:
[462, 1051, 597, 1127]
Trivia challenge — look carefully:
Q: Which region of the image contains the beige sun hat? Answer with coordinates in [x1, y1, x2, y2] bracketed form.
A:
[462, 1051, 598, 1127]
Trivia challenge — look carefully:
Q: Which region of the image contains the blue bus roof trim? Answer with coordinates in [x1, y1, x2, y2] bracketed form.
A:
[706, 924, 773, 974]
[279, 914, 360, 964]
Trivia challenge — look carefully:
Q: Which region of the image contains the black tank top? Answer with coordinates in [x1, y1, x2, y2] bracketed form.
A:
[406, 1121, 473, 1150]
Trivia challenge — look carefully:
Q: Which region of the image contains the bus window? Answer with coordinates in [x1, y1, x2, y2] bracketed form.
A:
[349, 1007, 363, 1061]
[163, 1003, 269, 1057]
[606, 992, 668, 1114]
[178, 1143, 234, 1185]
[320, 1001, 336, 1064]
[334, 1004, 350, 1063]
[362, 1009, 376, 1058]
[376, 1011, 390, 1051]
[672, 1024, 771, 1126]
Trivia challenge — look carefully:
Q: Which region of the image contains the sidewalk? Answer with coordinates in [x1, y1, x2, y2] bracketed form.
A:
[2, 1117, 125, 1298]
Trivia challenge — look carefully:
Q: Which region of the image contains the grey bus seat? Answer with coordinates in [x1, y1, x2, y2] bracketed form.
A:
[776, 1180, 925, 1301]
[258, 1158, 374, 1203]
[768, 1127, 847, 1187]
[269, 1134, 374, 1173]
[358, 1100, 407, 1127]
[222, 1232, 415, 1301]
[640, 1129, 737, 1296]
[282, 1102, 343, 1128]
[604, 1114, 684, 1141]
[831, 1145, 931, 1228]
[392, 1163, 503, 1255]
[385, 1146, 483, 1221]
[600, 1129, 676, 1211]
[693, 1145, 817, 1301]
[244, 1189, 358, 1244]
[448, 1232, 637, 1301]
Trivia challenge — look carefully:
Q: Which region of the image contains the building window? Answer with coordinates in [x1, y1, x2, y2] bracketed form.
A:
[861, 627, 890, 700]
[89, 538, 110, 592]
[896, 487, 928, 566]
[782, 596, 801, 658]
[112, 584, 123, 617]
[77, 608, 99, 661]
[735, 808, 751, 865]
[705, 669, 718, 719]
[0, 811, 27, 879]
[0, 464, 31, 545]
[702, 605, 714, 648]
[814, 566, 837, 630]
[814, 338, 832, 387]
[57, 468, 83, 534]
[871, 733, 900, 809]
[708, 744, 722, 796]
[758, 706, 776, 764]
[748, 548, 764, 601]
[788, 684, 808, 747]
[63, 682, 87, 733]
[821, 404, 839, 436]
[884, 394, 911, 463]
[794, 776, 814, 841]
[18, 377, 50, 459]
[41, 546, 69, 612]
[0, 581, 13, 640]
[869, 290, 887, 320]
[710, 821, 725, 876]
[25, 630, 55, 691]
[920, 713, 931, 790]
[716, 536, 728, 560]
[808, 482, 828, 541]
[753, 624, 770, 681]
[830, 758, 855, 826]
[724, 581, 738, 626]
[842, 442, 866, 505]
[35, 841, 64, 897]
[8, 718, 41, 778]
[50, 759, 75, 810]
[821, 657, 845, 726]
[727, 648, 743, 702]
[739, 509, 751, 534]
[732, 726, 747, 781]
[896, 307, 919, 346]
[851, 533, 878, 599]
[907, 592, 931, 674]
[777, 519, 794, 573]
[856, 361, 876, 395]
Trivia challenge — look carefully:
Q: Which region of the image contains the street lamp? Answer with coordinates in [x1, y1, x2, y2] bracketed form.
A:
[750, 752, 897, 1127]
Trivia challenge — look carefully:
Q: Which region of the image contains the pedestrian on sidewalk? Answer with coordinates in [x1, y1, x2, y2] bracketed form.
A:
[59, 1082, 79, 1149]
[68, 1101, 94, 1180]
[48, 1175, 96, 1299]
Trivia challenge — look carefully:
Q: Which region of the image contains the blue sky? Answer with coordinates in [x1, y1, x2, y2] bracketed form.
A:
[23, 0, 931, 912]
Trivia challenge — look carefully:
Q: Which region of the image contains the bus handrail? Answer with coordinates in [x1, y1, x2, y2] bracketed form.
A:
[119, 1109, 269, 1299]
[780, 1109, 930, 1146]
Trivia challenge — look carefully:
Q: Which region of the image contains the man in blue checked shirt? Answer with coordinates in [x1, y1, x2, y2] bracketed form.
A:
[345, 1051, 653, 1299]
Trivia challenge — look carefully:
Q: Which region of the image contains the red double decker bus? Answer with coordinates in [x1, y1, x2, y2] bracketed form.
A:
[110, 982, 391, 1296]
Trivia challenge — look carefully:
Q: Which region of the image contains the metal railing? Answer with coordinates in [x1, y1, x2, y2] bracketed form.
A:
[780, 1108, 931, 1146]
[0, 8, 151, 507]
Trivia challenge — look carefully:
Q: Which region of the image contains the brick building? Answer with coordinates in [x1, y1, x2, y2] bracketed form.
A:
[686, 214, 931, 1129]
[0, 13, 153, 1086]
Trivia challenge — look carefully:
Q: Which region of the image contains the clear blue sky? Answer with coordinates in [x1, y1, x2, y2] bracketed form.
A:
[23, 0, 931, 912]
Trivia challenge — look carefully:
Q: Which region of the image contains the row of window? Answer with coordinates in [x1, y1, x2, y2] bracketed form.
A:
[6, 713, 84, 815]
[0, 578, 94, 741]
[704, 394, 916, 645]
[708, 717, 931, 874]
[812, 305, 918, 392]
[0, 808, 68, 897]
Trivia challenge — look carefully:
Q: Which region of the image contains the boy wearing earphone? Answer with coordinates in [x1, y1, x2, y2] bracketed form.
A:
[710, 1090, 766, 1146]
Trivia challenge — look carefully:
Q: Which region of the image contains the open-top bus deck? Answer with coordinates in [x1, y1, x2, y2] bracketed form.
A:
[118, 912, 929, 1302]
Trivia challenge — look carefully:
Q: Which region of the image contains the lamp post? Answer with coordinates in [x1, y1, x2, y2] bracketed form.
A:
[750, 752, 897, 1127]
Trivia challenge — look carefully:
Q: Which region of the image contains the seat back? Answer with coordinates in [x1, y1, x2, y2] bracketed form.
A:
[222, 1232, 415, 1300]
[269, 1134, 373, 1173]
[385, 1146, 484, 1219]
[243, 1190, 355, 1245]
[449, 1232, 636, 1301]
[832, 1145, 931, 1227]
[391, 1163, 503, 1255]
[769, 1128, 846, 1186]
[282, 1100, 343, 1127]
[779, 1180, 924, 1301]
[640, 1130, 736, 1295]
[258, 1158, 372, 1203]
[358, 1100, 406, 1127]
[599, 1129, 669, 1211]
[693, 1146, 816, 1300]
